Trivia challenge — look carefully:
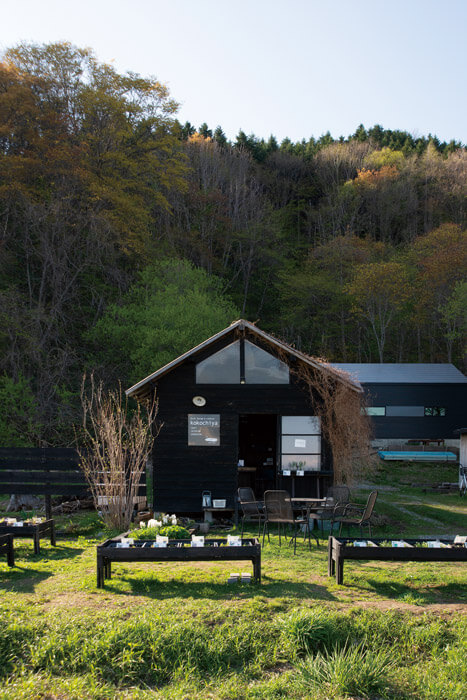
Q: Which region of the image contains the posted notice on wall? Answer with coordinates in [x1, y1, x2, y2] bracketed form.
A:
[188, 414, 220, 446]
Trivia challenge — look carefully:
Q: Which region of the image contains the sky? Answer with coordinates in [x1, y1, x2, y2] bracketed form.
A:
[2, 0, 467, 145]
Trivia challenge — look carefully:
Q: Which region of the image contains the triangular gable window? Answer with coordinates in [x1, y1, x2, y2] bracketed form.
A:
[244, 340, 289, 384]
[196, 341, 240, 384]
[196, 339, 289, 384]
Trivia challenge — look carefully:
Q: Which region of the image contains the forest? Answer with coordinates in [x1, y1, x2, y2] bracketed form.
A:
[0, 42, 466, 445]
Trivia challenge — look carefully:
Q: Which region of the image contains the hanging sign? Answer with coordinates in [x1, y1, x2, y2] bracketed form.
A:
[188, 414, 220, 446]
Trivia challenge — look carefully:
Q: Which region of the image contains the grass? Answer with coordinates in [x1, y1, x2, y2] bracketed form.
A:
[0, 459, 466, 698]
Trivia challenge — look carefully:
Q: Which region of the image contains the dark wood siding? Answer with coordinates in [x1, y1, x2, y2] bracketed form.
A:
[364, 383, 466, 439]
[152, 351, 331, 513]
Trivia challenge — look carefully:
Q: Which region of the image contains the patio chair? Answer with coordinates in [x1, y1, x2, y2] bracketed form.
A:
[316, 484, 352, 535]
[327, 485, 351, 506]
[332, 490, 378, 537]
[237, 487, 265, 539]
[262, 490, 317, 554]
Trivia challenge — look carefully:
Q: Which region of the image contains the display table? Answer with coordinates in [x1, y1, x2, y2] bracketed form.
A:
[0, 534, 14, 566]
[0, 519, 55, 554]
[96, 535, 261, 588]
[328, 536, 467, 584]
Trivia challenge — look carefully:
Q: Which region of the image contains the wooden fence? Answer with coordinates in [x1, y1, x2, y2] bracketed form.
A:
[0, 448, 146, 519]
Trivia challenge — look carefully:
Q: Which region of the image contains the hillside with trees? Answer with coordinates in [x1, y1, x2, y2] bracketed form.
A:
[1, 42, 466, 444]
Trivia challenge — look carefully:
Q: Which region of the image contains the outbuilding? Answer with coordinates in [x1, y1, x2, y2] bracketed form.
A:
[126, 320, 362, 515]
[330, 363, 467, 449]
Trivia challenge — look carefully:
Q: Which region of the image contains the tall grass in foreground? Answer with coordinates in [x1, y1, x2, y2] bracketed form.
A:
[297, 641, 395, 697]
[0, 606, 465, 698]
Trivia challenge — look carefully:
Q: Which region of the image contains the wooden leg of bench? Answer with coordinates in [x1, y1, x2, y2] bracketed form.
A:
[50, 521, 56, 547]
[252, 555, 261, 583]
[97, 555, 105, 588]
[336, 555, 344, 585]
[7, 536, 14, 567]
[327, 537, 334, 576]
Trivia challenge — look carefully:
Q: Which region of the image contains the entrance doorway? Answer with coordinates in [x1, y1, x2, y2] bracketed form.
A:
[238, 414, 277, 496]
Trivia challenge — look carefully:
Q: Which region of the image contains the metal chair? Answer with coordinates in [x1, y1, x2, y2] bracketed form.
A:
[262, 490, 317, 554]
[327, 485, 351, 506]
[333, 490, 378, 537]
[237, 487, 265, 539]
[316, 484, 351, 535]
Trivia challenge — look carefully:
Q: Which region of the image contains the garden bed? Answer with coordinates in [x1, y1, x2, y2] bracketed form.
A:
[96, 533, 261, 587]
[328, 535, 467, 584]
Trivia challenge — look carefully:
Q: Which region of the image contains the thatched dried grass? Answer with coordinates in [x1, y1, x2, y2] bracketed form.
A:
[292, 361, 373, 485]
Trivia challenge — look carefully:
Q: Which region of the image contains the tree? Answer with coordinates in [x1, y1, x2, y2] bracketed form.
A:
[410, 224, 467, 361]
[0, 374, 40, 446]
[439, 281, 467, 363]
[88, 260, 239, 385]
[0, 42, 188, 440]
[345, 261, 410, 362]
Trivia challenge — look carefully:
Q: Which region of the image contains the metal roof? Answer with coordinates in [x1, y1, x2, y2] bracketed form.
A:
[126, 319, 362, 398]
[329, 363, 467, 384]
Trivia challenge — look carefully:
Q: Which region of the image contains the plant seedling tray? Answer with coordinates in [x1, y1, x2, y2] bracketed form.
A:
[0, 519, 56, 554]
[328, 536, 467, 584]
[96, 534, 261, 587]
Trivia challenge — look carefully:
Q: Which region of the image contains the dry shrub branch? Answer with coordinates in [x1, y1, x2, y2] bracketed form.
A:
[294, 362, 373, 485]
[77, 375, 158, 530]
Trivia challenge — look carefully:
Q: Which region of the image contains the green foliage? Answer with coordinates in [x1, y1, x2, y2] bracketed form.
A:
[132, 524, 191, 540]
[1, 39, 466, 443]
[0, 374, 39, 446]
[297, 641, 396, 697]
[89, 259, 239, 384]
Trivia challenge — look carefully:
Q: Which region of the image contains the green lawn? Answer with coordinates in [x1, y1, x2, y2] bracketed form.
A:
[0, 461, 466, 699]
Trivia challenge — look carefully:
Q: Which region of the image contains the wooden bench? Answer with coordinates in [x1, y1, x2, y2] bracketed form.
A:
[96, 535, 261, 587]
[328, 536, 467, 585]
[0, 519, 56, 554]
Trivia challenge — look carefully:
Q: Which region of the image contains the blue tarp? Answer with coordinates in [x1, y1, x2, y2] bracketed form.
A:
[378, 451, 457, 462]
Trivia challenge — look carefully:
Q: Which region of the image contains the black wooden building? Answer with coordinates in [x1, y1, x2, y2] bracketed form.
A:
[331, 363, 467, 446]
[126, 320, 361, 514]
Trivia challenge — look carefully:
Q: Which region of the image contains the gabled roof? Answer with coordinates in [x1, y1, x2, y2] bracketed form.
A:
[126, 319, 362, 398]
[330, 363, 467, 384]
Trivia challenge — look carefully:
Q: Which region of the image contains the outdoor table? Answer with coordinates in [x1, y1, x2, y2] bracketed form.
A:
[0, 534, 14, 566]
[290, 497, 329, 517]
[96, 535, 261, 588]
[328, 536, 467, 585]
[0, 519, 56, 554]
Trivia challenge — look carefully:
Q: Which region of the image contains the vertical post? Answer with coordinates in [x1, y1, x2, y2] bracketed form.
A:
[7, 534, 15, 567]
[253, 550, 261, 583]
[97, 553, 104, 588]
[327, 536, 333, 576]
[33, 528, 40, 555]
[45, 495, 52, 521]
[50, 519, 56, 547]
[336, 541, 344, 584]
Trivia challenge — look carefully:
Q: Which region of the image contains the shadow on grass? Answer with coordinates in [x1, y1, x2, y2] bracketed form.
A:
[10, 544, 84, 561]
[0, 545, 84, 593]
[100, 574, 338, 602]
[344, 576, 467, 605]
[0, 567, 54, 593]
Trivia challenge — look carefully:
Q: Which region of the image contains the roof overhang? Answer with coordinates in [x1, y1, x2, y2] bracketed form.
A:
[126, 319, 362, 399]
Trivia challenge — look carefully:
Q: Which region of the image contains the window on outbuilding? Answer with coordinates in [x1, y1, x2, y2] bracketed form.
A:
[363, 407, 386, 416]
[385, 406, 425, 417]
[424, 407, 446, 416]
